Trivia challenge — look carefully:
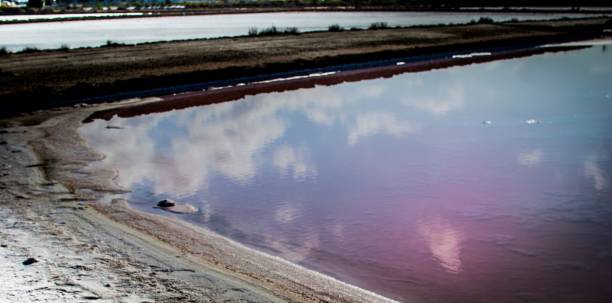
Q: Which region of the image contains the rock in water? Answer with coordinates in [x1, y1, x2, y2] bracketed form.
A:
[22, 257, 38, 265]
[157, 199, 176, 208]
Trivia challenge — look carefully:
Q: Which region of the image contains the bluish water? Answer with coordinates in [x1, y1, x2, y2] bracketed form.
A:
[81, 45, 612, 302]
[0, 11, 594, 51]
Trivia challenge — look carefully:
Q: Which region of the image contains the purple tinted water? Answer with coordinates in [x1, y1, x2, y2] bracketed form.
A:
[80, 46, 612, 302]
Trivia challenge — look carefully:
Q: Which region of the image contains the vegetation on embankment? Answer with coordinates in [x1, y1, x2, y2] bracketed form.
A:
[0, 17, 609, 117]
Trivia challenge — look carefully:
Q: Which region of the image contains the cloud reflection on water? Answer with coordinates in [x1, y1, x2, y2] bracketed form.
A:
[81, 84, 421, 199]
[418, 219, 464, 274]
[78, 46, 612, 303]
[518, 149, 543, 168]
[584, 154, 608, 192]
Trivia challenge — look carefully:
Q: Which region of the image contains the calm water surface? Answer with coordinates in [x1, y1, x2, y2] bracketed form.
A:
[81, 46, 612, 302]
[0, 11, 592, 51]
[0, 13, 143, 21]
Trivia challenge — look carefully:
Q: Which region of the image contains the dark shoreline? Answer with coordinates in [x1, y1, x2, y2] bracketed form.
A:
[1, 17, 609, 118]
[83, 44, 586, 123]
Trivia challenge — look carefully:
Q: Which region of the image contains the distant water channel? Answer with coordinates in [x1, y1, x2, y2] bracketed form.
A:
[81, 45, 612, 302]
[0, 11, 595, 51]
[0, 12, 144, 22]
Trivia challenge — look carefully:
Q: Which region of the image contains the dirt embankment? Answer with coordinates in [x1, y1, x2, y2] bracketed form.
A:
[0, 17, 608, 116]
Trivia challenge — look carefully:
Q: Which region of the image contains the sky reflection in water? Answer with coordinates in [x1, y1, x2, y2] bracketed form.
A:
[80, 46, 612, 302]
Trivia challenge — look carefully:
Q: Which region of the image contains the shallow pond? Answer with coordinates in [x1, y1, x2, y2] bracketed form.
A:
[81, 45, 612, 302]
[0, 11, 595, 51]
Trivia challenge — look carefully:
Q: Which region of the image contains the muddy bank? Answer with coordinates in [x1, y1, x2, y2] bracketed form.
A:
[0, 17, 609, 117]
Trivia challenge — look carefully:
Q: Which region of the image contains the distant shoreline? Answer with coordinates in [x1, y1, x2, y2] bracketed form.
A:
[0, 6, 609, 25]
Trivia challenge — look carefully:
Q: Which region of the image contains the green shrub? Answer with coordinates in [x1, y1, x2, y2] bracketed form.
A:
[477, 17, 494, 24]
[0, 47, 8, 56]
[259, 26, 279, 36]
[283, 27, 299, 35]
[328, 24, 344, 32]
[247, 26, 299, 37]
[27, 0, 43, 8]
[20, 47, 40, 53]
[104, 40, 124, 47]
[368, 22, 389, 30]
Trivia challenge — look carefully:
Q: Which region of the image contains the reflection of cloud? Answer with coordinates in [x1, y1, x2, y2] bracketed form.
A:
[81, 99, 285, 197]
[404, 85, 464, 116]
[418, 220, 463, 273]
[518, 149, 543, 168]
[80, 82, 417, 199]
[330, 224, 344, 241]
[585, 154, 608, 191]
[347, 112, 415, 146]
[259, 86, 346, 126]
[172, 104, 285, 185]
[274, 203, 300, 224]
[355, 84, 385, 98]
[200, 200, 213, 222]
[589, 65, 611, 74]
[273, 145, 317, 180]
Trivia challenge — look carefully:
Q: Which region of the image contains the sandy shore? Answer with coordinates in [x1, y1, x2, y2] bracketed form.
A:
[1, 96, 403, 302]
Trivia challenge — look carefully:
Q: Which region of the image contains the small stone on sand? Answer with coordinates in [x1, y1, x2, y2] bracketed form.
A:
[22, 257, 38, 265]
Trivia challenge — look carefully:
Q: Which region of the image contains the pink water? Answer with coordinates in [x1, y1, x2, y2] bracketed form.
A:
[81, 45, 612, 302]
